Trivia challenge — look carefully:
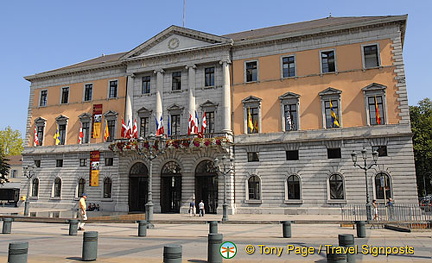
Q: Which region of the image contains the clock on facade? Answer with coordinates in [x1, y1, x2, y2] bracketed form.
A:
[168, 38, 180, 49]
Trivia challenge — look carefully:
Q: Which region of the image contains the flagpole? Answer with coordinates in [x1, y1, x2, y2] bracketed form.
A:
[182, 0, 186, 27]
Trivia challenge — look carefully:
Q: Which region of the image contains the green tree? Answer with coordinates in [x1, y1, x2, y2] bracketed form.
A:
[0, 126, 24, 156]
[410, 98, 432, 197]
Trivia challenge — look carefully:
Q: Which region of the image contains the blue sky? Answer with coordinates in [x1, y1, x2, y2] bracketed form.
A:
[1, 0, 430, 136]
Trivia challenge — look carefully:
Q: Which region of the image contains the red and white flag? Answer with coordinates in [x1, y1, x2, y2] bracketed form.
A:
[156, 115, 164, 136]
[201, 112, 207, 134]
[188, 112, 199, 135]
[121, 119, 128, 138]
[78, 123, 84, 144]
[132, 119, 138, 139]
[34, 126, 39, 146]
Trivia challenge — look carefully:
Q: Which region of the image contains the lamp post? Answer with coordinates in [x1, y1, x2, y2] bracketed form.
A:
[23, 165, 36, 216]
[351, 148, 378, 221]
[214, 156, 233, 222]
[136, 134, 166, 228]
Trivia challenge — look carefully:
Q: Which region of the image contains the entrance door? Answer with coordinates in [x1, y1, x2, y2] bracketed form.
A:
[195, 160, 218, 214]
[160, 161, 182, 213]
[161, 176, 182, 213]
[129, 162, 148, 212]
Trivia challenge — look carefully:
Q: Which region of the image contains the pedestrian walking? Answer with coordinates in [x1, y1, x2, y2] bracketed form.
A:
[386, 197, 394, 220]
[189, 199, 196, 216]
[198, 200, 205, 217]
[372, 199, 378, 220]
[78, 193, 88, 230]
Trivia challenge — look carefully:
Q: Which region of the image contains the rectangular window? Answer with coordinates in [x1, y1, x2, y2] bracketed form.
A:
[327, 148, 341, 159]
[142, 76, 151, 94]
[372, 146, 388, 157]
[171, 114, 181, 136]
[368, 96, 385, 125]
[105, 158, 114, 166]
[363, 44, 379, 68]
[107, 120, 115, 142]
[247, 152, 259, 162]
[325, 100, 340, 129]
[172, 72, 181, 90]
[205, 67, 215, 87]
[37, 126, 44, 146]
[284, 104, 298, 131]
[84, 84, 93, 101]
[61, 87, 69, 104]
[139, 117, 149, 138]
[204, 111, 215, 134]
[109, 80, 118, 98]
[247, 107, 259, 134]
[246, 61, 258, 82]
[321, 50, 336, 73]
[34, 160, 41, 168]
[39, 90, 48, 107]
[82, 122, 90, 144]
[11, 170, 17, 178]
[59, 124, 66, 145]
[282, 56, 295, 78]
[286, 150, 299, 160]
[79, 159, 87, 167]
[56, 159, 63, 167]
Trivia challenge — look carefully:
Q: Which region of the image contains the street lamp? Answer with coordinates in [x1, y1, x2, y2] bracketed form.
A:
[23, 165, 36, 216]
[351, 148, 378, 221]
[136, 134, 166, 228]
[214, 156, 233, 222]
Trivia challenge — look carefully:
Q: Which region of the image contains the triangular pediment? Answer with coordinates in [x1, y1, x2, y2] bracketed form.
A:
[242, 96, 262, 104]
[362, 83, 387, 92]
[319, 87, 342, 97]
[279, 92, 300, 100]
[122, 26, 232, 59]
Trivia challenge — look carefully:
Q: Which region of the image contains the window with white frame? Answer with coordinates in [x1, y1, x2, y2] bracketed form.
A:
[39, 90, 48, 107]
[363, 44, 380, 68]
[79, 113, 91, 144]
[61, 87, 69, 104]
[242, 96, 261, 134]
[142, 76, 151, 94]
[319, 88, 342, 129]
[321, 50, 336, 73]
[375, 173, 392, 200]
[104, 110, 118, 142]
[287, 175, 301, 200]
[282, 56, 295, 78]
[204, 67, 215, 87]
[34, 117, 46, 146]
[77, 178, 85, 198]
[248, 175, 261, 200]
[362, 83, 386, 126]
[84, 84, 93, 101]
[55, 115, 69, 145]
[328, 174, 344, 200]
[245, 61, 258, 82]
[200, 100, 218, 135]
[279, 92, 300, 131]
[108, 80, 118, 98]
[53, 177, 62, 198]
[172, 72, 182, 90]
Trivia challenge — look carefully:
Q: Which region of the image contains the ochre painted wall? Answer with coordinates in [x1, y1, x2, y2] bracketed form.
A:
[30, 76, 127, 146]
[232, 39, 399, 134]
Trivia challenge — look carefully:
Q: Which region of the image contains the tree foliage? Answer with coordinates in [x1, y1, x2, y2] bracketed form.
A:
[410, 98, 432, 196]
[0, 147, 10, 184]
[0, 126, 24, 156]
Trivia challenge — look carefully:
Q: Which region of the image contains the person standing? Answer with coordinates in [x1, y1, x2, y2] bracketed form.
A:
[198, 200, 205, 217]
[372, 199, 378, 220]
[78, 193, 88, 230]
[189, 199, 196, 216]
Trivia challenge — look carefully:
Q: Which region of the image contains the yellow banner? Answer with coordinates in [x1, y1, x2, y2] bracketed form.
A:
[90, 170, 99, 186]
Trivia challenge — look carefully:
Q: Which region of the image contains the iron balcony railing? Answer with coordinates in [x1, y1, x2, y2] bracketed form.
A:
[341, 204, 432, 222]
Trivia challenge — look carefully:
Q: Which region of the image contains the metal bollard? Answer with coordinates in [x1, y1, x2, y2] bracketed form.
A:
[355, 221, 366, 238]
[163, 245, 182, 263]
[136, 220, 147, 237]
[2, 218, 13, 234]
[82, 231, 98, 261]
[338, 234, 355, 263]
[280, 221, 291, 238]
[207, 233, 223, 263]
[8, 242, 28, 263]
[68, 219, 79, 236]
[207, 221, 218, 234]
[326, 248, 347, 263]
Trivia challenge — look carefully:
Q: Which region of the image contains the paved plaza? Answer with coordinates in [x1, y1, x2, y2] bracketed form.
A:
[0, 207, 430, 262]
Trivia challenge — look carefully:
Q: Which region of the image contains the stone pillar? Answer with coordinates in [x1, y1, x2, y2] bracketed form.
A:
[220, 60, 231, 133]
[125, 74, 135, 123]
[186, 65, 197, 120]
[154, 69, 164, 125]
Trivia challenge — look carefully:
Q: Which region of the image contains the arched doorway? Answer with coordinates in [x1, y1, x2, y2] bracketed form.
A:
[129, 162, 148, 212]
[160, 161, 182, 213]
[195, 160, 218, 214]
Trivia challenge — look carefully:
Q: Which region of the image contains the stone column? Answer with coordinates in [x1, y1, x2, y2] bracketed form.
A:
[220, 60, 232, 133]
[154, 69, 164, 125]
[125, 74, 135, 123]
[186, 64, 197, 121]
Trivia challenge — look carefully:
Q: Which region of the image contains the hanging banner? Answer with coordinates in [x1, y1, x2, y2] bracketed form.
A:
[92, 104, 103, 138]
[89, 151, 100, 186]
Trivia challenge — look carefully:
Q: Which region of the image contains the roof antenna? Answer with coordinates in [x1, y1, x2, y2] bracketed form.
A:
[182, 0, 186, 27]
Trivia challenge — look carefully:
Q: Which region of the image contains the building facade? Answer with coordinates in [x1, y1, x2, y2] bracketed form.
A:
[22, 15, 418, 215]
